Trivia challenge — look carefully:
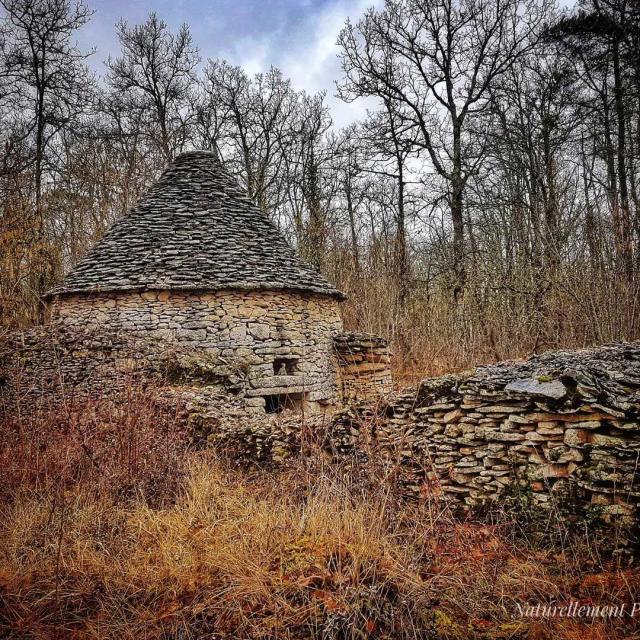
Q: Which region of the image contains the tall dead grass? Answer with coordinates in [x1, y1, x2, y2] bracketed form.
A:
[337, 263, 640, 383]
[0, 385, 189, 506]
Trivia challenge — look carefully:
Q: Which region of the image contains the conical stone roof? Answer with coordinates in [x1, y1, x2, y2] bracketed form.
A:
[49, 151, 344, 299]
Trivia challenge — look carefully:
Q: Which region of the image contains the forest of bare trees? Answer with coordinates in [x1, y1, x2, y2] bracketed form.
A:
[1, 0, 639, 375]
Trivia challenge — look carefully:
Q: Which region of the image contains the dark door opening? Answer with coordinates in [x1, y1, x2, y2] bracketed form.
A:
[264, 392, 305, 414]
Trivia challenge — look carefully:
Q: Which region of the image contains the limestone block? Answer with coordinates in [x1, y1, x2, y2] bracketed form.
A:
[484, 430, 525, 442]
[531, 464, 570, 480]
[591, 433, 629, 446]
[248, 323, 270, 340]
[509, 415, 536, 424]
[505, 377, 567, 400]
[536, 422, 564, 436]
[571, 421, 602, 430]
[477, 405, 526, 414]
[564, 428, 591, 446]
[444, 424, 462, 437]
[229, 325, 247, 341]
[443, 409, 463, 423]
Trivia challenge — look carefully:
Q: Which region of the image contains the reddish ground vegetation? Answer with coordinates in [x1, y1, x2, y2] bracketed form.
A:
[0, 389, 639, 639]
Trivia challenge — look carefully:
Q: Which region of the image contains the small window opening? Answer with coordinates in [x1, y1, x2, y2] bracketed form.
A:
[273, 358, 298, 375]
[264, 392, 305, 414]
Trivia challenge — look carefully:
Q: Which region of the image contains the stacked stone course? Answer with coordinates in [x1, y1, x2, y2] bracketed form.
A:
[169, 342, 640, 527]
[343, 343, 640, 522]
[334, 332, 393, 402]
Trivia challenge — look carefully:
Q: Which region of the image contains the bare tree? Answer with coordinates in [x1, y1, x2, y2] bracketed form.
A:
[265, 91, 334, 268]
[549, 0, 640, 281]
[107, 13, 200, 161]
[338, 0, 549, 299]
[333, 125, 368, 275]
[0, 0, 93, 319]
[361, 99, 418, 307]
[202, 61, 299, 212]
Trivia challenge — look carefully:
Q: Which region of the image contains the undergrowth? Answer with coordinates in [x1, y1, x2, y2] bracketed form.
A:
[0, 389, 639, 639]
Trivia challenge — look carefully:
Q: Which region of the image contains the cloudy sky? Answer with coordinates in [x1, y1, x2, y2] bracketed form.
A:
[76, 0, 383, 128]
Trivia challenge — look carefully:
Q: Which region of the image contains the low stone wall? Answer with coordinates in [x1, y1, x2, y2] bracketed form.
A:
[334, 332, 393, 402]
[179, 343, 640, 529]
[339, 343, 640, 524]
[2, 297, 396, 416]
[0, 323, 153, 401]
[4, 318, 639, 529]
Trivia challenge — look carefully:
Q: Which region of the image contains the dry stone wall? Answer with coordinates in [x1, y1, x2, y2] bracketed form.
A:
[334, 332, 393, 402]
[181, 343, 640, 531]
[6, 295, 639, 531]
[3, 289, 343, 413]
[337, 343, 640, 524]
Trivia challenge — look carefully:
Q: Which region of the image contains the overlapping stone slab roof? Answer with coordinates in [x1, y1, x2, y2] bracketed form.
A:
[48, 150, 344, 299]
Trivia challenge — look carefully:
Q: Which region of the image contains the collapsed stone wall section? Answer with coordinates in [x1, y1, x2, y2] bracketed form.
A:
[339, 343, 640, 524]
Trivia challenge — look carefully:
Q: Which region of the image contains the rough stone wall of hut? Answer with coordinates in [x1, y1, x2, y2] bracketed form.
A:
[3, 289, 343, 412]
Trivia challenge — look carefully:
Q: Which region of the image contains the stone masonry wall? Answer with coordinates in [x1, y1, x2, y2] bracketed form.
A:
[3, 289, 343, 413]
[334, 332, 393, 402]
[182, 343, 640, 530]
[5, 302, 639, 531]
[336, 343, 640, 524]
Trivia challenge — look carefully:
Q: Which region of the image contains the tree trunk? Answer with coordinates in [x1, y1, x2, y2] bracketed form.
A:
[612, 38, 633, 281]
[395, 156, 409, 308]
[451, 122, 465, 301]
[35, 51, 47, 324]
[345, 178, 360, 274]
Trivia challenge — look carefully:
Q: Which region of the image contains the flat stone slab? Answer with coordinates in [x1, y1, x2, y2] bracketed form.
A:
[505, 377, 567, 400]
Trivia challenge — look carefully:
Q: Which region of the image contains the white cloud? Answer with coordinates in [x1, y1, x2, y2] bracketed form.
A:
[230, 34, 271, 76]
[76, 0, 384, 129]
[223, 0, 384, 128]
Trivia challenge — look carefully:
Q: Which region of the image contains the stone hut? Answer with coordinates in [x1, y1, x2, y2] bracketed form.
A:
[44, 150, 353, 414]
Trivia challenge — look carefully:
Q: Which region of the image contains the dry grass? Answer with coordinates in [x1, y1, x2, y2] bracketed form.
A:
[337, 267, 640, 383]
[1, 392, 640, 639]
